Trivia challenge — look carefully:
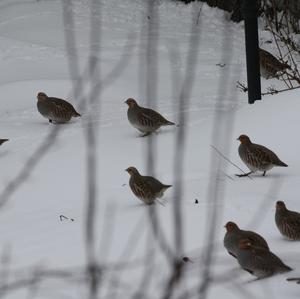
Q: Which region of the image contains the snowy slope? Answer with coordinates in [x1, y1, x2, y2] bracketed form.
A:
[0, 0, 299, 298]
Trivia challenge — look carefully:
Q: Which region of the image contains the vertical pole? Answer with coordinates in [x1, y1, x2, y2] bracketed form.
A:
[242, 0, 261, 104]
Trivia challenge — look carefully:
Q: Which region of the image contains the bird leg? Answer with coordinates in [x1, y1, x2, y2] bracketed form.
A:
[262, 171, 266, 176]
[235, 171, 253, 177]
[49, 119, 53, 123]
[156, 199, 166, 207]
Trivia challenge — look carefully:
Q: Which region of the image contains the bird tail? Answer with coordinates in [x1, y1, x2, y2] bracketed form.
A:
[276, 160, 288, 167]
[163, 185, 172, 191]
[0, 139, 9, 145]
[73, 111, 81, 117]
[282, 265, 293, 272]
[164, 120, 175, 126]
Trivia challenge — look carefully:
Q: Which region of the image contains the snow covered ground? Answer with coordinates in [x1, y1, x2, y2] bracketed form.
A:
[0, 0, 299, 298]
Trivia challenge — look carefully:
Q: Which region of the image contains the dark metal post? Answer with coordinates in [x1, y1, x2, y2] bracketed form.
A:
[242, 0, 261, 104]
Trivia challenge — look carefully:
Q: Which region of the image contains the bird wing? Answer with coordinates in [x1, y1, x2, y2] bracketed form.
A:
[242, 146, 271, 169]
[133, 182, 147, 198]
[244, 231, 269, 250]
[260, 49, 287, 71]
[248, 249, 273, 276]
[50, 97, 77, 114]
[144, 176, 164, 191]
[139, 108, 169, 125]
[255, 144, 286, 166]
[284, 212, 300, 234]
[250, 144, 280, 166]
[253, 247, 289, 270]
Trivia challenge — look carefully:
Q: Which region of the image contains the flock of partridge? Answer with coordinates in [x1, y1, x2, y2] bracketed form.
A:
[0, 87, 296, 281]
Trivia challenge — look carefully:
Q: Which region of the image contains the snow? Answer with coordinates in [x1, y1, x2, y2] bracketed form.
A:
[0, 0, 299, 298]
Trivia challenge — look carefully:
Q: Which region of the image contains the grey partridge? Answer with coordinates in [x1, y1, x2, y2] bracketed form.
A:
[275, 201, 300, 240]
[224, 222, 269, 258]
[236, 135, 287, 177]
[37, 92, 81, 123]
[236, 239, 292, 279]
[0, 139, 8, 145]
[125, 98, 175, 136]
[259, 48, 289, 79]
[126, 166, 172, 205]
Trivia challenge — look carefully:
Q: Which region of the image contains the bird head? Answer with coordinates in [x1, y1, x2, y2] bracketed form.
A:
[125, 166, 139, 176]
[37, 92, 48, 101]
[238, 239, 252, 250]
[276, 201, 286, 211]
[237, 134, 251, 144]
[224, 221, 239, 232]
[125, 98, 138, 108]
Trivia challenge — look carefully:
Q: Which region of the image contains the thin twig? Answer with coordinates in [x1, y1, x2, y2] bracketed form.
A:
[196, 3, 204, 26]
[262, 84, 300, 95]
[236, 81, 248, 93]
[210, 145, 252, 179]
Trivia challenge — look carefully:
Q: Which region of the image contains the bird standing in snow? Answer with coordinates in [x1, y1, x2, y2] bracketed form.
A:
[275, 201, 300, 240]
[224, 221, 269, 258]
[259, 48, 290, 79]
[236, 135, 287, 177]
[125, 98, 175, 136]
[37, 92, 81, 123]
[236, 239, 292, 279]
[126, 166, 172, 205]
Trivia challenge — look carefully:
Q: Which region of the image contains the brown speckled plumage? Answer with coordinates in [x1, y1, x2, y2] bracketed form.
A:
[125, 98, 174, 136]
[126, 166, 172, 205]
[259, 48, 289, 79]
[224, 222, 269, 258]
[237, 135, 287, 177]
[37, 92, 81, 123]
[236, 239, 292, 279]
[275, 201, 300, 240]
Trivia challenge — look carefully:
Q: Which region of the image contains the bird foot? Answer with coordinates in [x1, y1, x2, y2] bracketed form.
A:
[287, 277, 300, 284]
[235, 172, 252, 177]
[140, 132, 151, 137]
